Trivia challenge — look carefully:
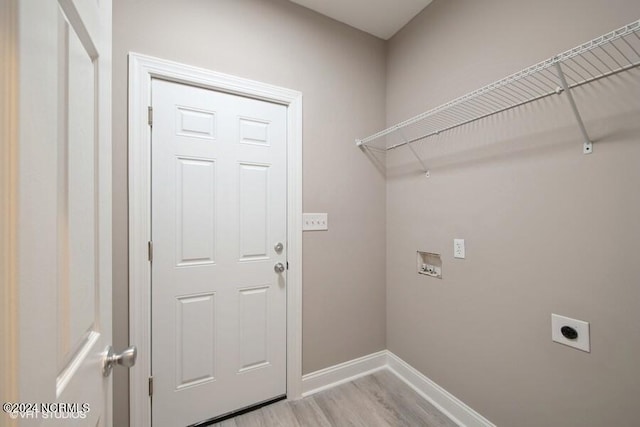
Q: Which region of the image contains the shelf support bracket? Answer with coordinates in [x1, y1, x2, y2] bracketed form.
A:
[399, 130, 430, 177]
[555, 62, 593, 154]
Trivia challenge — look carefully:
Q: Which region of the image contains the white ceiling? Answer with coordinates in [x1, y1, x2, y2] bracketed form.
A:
[289, 0, 433, 40]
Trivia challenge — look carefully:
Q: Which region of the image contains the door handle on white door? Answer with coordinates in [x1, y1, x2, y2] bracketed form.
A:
[274, 262, 285, 273]
[103, 345, 137, 377]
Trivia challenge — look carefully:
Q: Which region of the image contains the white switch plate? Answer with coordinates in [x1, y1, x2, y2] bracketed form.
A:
[551, 314, 590, 352]
[303, 213, 328, 231]
[454, 239, 465, 259]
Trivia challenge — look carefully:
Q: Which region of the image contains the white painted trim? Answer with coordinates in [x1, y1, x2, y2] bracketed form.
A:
[301, 351, 388, 397]
[0, 1, 18, 423]
[300, 351, 495, 427]
[128, 53, 303, 427]
[387, 351, 496, 427]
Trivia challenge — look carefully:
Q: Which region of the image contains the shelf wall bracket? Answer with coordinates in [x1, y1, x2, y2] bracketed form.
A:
[399, 130, 430, 177]
[555, 62, 593, 154]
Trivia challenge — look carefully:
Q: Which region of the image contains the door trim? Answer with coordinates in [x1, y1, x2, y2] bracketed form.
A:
[128, 53, 303, 427]
[0, 0, 18, 419]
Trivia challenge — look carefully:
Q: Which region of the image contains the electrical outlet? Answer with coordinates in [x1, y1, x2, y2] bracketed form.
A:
[303, 213, 328, 231]
[551, 314, 590, 352]
[454, 239, 465, 259]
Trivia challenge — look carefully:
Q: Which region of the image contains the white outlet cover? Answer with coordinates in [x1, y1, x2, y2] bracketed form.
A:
[303, 213, 328, 231]
[551, 314, 590, 352]
[454, 239, 465, 259]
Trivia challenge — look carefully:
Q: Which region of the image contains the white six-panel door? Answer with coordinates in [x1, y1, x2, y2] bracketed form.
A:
[10, 0, 112, 426]
[151, 79, 288, 426]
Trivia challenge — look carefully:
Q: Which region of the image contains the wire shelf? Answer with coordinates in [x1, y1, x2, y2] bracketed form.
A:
[356, 19, 640, 162]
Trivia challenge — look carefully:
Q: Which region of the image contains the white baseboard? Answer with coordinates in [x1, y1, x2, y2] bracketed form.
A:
[300, 350, 496, 427]
[386, 351, 496, 427]
[301, 350, 387, 396]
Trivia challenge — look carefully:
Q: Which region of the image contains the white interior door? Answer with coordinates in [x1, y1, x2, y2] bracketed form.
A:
[11, 0, 114, 426]
[151, 79, 288, 426]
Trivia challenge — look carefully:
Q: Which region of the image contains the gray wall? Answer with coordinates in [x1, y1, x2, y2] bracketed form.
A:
[114, 0, 640, 426]
[385, 1, 640, 426]
[112, 0, 387, 425]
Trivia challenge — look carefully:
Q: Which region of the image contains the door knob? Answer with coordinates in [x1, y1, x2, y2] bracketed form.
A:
[274, 262, 286, 273]
[103, 345, 137, 377]
[274, 242, 284, 253]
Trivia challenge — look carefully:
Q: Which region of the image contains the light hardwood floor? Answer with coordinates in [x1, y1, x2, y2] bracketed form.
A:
[213, 369, 458, 427]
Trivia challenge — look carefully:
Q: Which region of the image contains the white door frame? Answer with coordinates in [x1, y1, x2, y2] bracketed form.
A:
[128, 53, 303, 427]
[1, 0, 18, 418]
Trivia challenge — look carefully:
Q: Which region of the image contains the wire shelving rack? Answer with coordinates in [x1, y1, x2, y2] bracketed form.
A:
[356, 19, 640, 175]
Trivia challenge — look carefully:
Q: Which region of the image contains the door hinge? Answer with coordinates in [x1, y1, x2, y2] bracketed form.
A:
[148, 241, 153, 262]
[148, 106, 153, 126]
[148, 376, 154, 397]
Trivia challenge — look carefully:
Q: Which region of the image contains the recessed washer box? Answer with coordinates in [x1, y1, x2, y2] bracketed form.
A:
[551, 314, 590, 352]
[417, 251, 442, 279]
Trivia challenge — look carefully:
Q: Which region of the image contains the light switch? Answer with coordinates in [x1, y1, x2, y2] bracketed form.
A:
[303, 213, 328, 231]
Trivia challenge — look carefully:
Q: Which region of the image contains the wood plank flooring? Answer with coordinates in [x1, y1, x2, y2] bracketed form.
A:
[213, 369, 458, 427]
